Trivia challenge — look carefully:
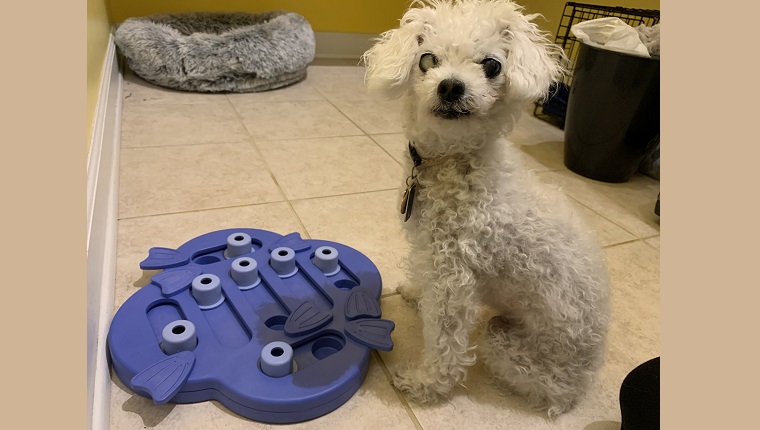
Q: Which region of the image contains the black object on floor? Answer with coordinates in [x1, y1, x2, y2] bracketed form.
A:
[563, 42, 660, 183]
[654, 194, 660, 216]
[539, 82, 571, 128]
[619, 356, 660, 430]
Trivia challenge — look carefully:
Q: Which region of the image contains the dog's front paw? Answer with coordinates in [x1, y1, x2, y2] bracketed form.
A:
[392, 364, 449, 404]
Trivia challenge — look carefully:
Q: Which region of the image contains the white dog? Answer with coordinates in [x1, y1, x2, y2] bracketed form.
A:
[363, 0, 611, 417]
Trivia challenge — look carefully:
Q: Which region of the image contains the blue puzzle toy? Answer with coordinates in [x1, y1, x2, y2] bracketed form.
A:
[107, 228, 395, 423]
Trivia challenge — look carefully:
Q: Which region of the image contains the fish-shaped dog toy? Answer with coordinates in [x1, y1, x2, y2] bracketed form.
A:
[107, 228, 394, 423]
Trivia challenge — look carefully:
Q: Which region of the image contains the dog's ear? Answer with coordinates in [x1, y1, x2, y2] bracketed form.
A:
[363, 7, 430, 99]
[500, 12, 565, 102]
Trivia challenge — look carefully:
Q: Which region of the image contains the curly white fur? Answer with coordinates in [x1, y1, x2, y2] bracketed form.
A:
[363, 0, 611, 418]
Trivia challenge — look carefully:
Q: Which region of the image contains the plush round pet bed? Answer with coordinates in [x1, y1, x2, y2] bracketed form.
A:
[114, 11, 315, 93]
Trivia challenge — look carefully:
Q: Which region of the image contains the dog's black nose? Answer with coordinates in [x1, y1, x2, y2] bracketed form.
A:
[437, 78, 465, 103]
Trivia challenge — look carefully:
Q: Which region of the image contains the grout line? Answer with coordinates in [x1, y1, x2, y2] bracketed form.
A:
[252, 132, 367, 144]
[119, 181, 396, 222]
[310, 86, 333, 100]
[381, 291, 400, 299]
[120, 140, 254, 150]
[541, 167, 660, 240]
[227, 91, 373, 141]
[602, 238, 645, 249]
[269, 174, 313, 240]
[117, 200, 290, 222]
[288, 188, 400, 204]
[122, 99, 231, 107]
[120, 88, 230, 108]
[565, 194, 643, 239]
[367, 131, 405, 137]
[642, 235, 660, 251]
[371, 350, 425, 430]
[320, 93, 377, 137]
[225, 97, 328, 106]
[368, 135, 406, 168]
[226, 102, 313, 239]
[287, 203, 312, 239]
[308, 78, 367, 102]
[331, 100, 406, 137]
[643, 242, 659, 251]
[225, 93, 366, 142]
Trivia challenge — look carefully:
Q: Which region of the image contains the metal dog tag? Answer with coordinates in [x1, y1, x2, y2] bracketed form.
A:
[400, 182, 417, 222]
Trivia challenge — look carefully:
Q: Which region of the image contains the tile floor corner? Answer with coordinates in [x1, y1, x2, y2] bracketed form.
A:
[110, 64, 660, 429]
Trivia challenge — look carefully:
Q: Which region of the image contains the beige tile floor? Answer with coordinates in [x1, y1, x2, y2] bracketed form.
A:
[110, 62, 660, 430]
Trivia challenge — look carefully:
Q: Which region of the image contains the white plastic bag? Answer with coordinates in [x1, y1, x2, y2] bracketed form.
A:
[636, 23, 660, 57]
[571, 17, 651, 57]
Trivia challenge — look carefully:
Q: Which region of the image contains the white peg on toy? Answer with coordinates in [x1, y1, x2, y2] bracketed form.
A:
[191, 274, 225, 309]
[270, 247, 298, 278]
[231, 257, 261, 290]
[161, 320, 198, 354]
[260, 341, 294, 378]
[225, 232, 253, 258]
[313, 246, 340, 276]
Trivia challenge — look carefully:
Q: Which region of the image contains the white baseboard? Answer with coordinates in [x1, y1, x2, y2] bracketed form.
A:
[314, 31, 379, 59]
[87, 33, 122, 430]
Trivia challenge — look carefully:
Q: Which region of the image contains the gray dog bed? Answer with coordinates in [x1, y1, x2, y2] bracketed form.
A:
[114, 11, 315, 93]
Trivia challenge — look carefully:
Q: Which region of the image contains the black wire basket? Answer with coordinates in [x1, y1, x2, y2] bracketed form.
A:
[534, 2, 660, 129]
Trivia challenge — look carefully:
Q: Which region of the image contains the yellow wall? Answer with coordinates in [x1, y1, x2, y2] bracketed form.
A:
[87, 0, 112, 151]
[107, 0, 412, 34]
[106, 1, 661, 47]
[519, 0, 660, 39]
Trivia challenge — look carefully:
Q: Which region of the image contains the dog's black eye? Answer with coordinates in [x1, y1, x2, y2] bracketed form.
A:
[481, 58, 502, 79]
[419, 53, 438, 73]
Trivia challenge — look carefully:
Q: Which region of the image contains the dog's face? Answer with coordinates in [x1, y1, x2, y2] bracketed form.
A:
[364, 0, 562, 145]
[413, 32, 507, 123]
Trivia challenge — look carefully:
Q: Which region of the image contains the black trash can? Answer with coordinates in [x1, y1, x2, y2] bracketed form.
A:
[563, 42, 660, 183]
[619, 357, 660, 430]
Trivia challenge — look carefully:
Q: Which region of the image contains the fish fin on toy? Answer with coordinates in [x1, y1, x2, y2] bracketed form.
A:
[345, 290, 381, 320]
[140, 247, 190, 270]
[284, 301, 333, 336]
[130, 351, 195, 405]
[345, 319, 395, 351]
[269, 232, 311, 253]
[152, 267, 202, 297]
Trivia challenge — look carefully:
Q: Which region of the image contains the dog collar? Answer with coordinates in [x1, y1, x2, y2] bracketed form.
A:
[401, 142, 462, 222]
[408, 142, 457, 169]
[408, 142, 423, 167]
